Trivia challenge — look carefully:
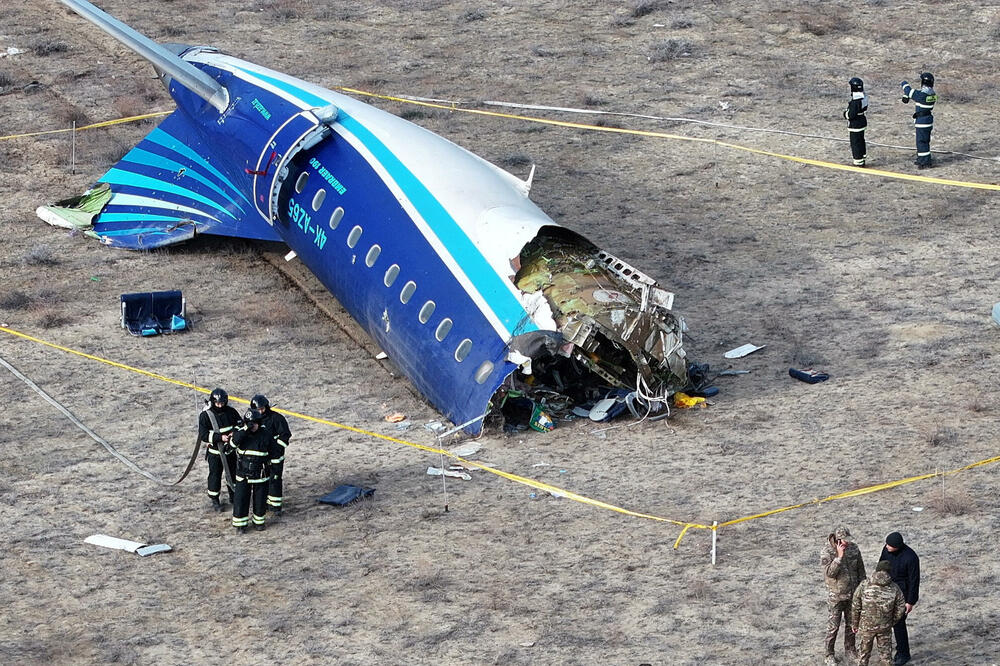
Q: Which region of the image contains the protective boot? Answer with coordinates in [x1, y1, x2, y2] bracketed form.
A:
[253, 522, 266, 532]
[235, 525, 247, 534]
[210, 496, 223, 512]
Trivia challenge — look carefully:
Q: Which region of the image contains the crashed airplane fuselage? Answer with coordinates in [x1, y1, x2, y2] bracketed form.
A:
[41, 0, 688, 433]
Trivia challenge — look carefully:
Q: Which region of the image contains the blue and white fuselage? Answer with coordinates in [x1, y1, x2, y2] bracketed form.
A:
[41, 2, 689, 433]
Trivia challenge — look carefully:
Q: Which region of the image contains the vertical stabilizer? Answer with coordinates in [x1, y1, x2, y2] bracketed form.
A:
[59, 0, 230, 112]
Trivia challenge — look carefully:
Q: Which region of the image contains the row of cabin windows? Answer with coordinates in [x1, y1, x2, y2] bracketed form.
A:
[295, 170, 494, 384]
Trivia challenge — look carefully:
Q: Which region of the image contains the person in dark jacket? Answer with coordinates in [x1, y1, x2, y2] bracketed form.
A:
[250, 394, 292, 515]
[900, 72, 937, 169]
[198, 388, 242, 511]
[879, 531, 920, 665]
[844, 77, 869, 166]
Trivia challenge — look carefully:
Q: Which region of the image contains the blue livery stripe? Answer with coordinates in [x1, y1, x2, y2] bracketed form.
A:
[146, 128, 252, 207]
[96, 213, 203, 226]
[99, 168, 238, 221]
[232, 65, 536, 336]
[123, 147, 246, 214]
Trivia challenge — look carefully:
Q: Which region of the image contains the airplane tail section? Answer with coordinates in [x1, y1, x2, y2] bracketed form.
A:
[37, 111, 281, 249]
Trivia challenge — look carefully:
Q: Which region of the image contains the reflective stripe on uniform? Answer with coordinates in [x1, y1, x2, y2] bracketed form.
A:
[914, 123, 933, 128]
[232, 516, 249, 527]
[267, 495, 282, 503]
[207, 490, 220, 497]
[270, 456, 285, 464]
[251, 513, 266, 525]
[207, 448, 221, 455]
[239, 449, 269, 456]
[275, 439, 288, 448]
[848, 127, 866, 132]
[248, 476, 270, 484]
[917, 151, 931, 156]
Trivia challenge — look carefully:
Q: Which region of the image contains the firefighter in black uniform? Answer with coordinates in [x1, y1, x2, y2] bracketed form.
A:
[199, 388, 242, 511]
[901, 72, 937, 169]
[251, 394, 292, 515]
[844, 77, 869, 166]
[231, 408, 276, 533]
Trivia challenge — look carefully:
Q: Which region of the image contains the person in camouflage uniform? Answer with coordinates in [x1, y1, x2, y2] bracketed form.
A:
[821, 526, 866, 665]
[851, 560, 906, 666]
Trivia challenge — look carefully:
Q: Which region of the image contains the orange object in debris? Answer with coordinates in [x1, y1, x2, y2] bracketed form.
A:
[385, 412, 407, 423]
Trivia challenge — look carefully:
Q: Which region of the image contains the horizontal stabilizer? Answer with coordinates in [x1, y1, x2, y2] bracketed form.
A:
[38, 111, 281, 249]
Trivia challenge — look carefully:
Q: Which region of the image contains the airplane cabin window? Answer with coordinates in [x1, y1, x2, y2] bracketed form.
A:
[474, 360, 494, 384]
[455, 338, 472, 362]
[418, 301, 435, 324]
[312, 188, 326, 211]
[384, 264, 400, 287]
[295, 172, 308, 193]
[435, 318, 453, 341]
[365, 245, 381, 267]
[329, 206, 344, 229]
[400, 280, 416, 304]
[347, 225, 362, 248]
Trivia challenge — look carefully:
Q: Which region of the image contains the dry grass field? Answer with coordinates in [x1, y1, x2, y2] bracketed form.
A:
[2, 1, 999, 664]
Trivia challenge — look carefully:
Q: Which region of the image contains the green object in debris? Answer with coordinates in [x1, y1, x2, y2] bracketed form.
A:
[35, 183, 112, 231]
[529, 403, 555, 432]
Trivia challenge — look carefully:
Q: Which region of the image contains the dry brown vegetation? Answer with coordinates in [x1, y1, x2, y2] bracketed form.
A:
[3, 1, 1000, 664]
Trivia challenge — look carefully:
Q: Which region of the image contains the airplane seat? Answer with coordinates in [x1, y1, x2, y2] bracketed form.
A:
[121, 290, 188, 336]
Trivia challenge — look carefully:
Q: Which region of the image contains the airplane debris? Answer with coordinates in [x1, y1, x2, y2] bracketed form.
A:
[717, 369, 751, 376]
[0, 47, 26, 58]
[317, 484, 375, 505]
[385, 413, 406, 423]
[85, 534, 172, 556]
[673, 392, 707, 408]
[788, 367, 829, 384]
[424, 421, 448, 434]
[448, 441, 482, 457]
[427, 466, 471, 481]
[375, 351, 388, 360]
[992, 302, 1000, 327]
[723, 343, 765, 359]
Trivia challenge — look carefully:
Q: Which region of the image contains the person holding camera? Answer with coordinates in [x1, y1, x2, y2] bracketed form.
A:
[821, 526, 867, 665]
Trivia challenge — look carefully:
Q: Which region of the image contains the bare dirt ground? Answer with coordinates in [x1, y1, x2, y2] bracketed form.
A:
[2, 1, 999, 664]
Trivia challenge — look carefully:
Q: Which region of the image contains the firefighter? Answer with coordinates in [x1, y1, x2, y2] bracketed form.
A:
[251, 394, 292, 515]
[844, 77, 869, 166]
[230, 408, 275, 533]
[901, 72, 937, 169]
[198, 387, 242, 511]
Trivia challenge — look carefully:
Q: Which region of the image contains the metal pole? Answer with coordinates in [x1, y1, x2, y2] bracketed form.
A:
[71, 120, 76, 174]
[438, 441, 448, 513]
[711, 521, 718, 565]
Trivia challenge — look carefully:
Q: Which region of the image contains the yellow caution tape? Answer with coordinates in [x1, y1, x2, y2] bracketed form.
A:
[4, 96, 998, 191]
[3, 324, 997, 548]
[0, 111, 171, 141]
[0, 325, 701, 533]
[335, 87, 1000, 192]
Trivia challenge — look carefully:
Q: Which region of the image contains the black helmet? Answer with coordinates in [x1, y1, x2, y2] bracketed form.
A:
[849, 77, 864, 92]
[209, 388, 228, 407]
[920, 72, 934, 87]
[244, 408, 265, 423]
[250, 394, 270, 411]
